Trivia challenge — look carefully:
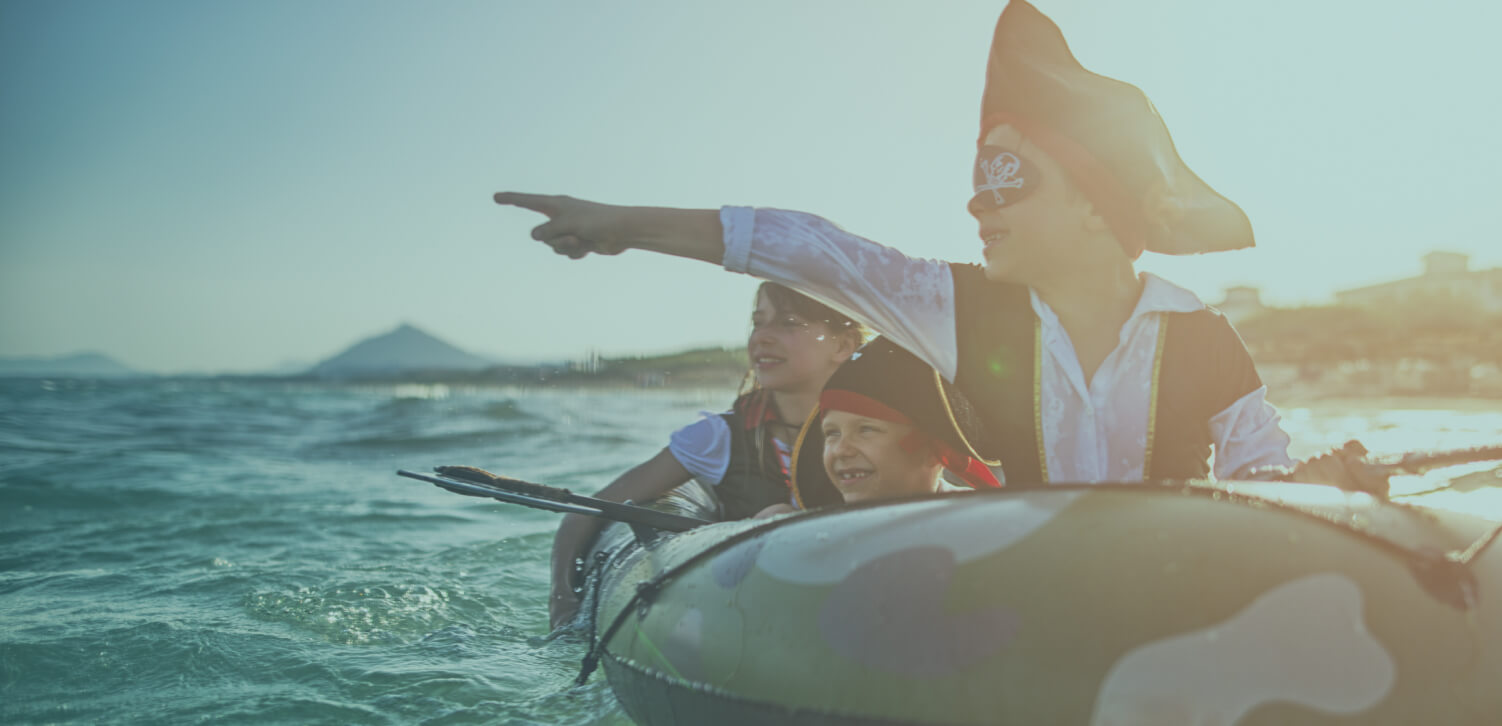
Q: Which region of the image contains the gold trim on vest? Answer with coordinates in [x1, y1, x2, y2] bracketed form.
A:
[788, 405, 822, 510]
[1033, 319, 1048, 483]
[1142, 318, 1169, 478]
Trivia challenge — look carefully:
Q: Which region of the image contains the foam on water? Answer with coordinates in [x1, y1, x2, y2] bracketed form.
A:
[0, 379, 724, 725]
[1, 378, 1497, 724]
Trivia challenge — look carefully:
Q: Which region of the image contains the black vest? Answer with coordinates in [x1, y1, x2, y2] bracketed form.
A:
[949, 263, 1262, 484]
[713, 395, 794, 520]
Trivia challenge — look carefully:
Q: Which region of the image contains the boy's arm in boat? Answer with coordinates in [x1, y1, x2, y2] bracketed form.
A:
[1210, 385, 1295, 479]
[1201, 317, 1295, 479]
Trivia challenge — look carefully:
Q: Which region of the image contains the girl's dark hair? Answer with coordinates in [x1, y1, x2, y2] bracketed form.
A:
[755, 282, 862, 336]
[739, 282, 866, 398]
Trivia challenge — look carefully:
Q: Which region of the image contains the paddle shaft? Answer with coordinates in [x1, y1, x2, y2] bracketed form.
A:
[1374, 444, 1502, 475]
[396, 469, 708, 533]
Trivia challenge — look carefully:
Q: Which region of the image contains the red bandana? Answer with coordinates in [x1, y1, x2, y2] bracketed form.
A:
[818, 390, 1001, 490]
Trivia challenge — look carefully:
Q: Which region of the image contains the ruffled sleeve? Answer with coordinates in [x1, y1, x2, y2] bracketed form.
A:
[667, 414, 733, 486]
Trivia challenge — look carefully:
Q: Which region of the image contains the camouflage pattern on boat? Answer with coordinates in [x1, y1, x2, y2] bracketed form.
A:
[586, 482, 1502, 725]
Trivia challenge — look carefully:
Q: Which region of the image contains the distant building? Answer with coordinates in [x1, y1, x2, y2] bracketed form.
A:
[1213, 286, 1266, 324]
[1334, 252, 1502, 315]
[571, 348, 603, 374]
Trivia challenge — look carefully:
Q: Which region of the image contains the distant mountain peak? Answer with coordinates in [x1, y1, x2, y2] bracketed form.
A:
[309, 323, 493, 378]
[382, 322, 423, 338]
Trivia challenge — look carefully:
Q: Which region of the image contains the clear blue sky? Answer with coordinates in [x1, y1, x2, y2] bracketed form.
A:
[2, 0, 1498, 374]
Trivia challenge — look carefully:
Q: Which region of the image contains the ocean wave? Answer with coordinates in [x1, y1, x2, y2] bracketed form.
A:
[302, 426, 553, 458]
[367, 395, 533, 421]
[243, 580, 497, 646]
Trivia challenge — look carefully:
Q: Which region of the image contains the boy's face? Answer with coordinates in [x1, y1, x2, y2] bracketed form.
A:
[969, 124, 1103, 284]
[821, 410, 938, 504]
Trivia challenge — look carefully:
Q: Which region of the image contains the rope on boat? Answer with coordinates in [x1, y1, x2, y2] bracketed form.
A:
[575, 549, 617, 686]
[574, 517, 795, 685]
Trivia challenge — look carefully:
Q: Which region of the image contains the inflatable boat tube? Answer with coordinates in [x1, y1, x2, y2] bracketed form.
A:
[582, 481, 1502, 725]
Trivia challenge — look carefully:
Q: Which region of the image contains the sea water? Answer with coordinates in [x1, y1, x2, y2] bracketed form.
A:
[3, 378, 1500, 725]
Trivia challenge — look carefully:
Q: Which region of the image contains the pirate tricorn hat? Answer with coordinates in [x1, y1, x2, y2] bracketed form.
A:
[980, 0, 1253, 257]
[791, 338, 1000, 509]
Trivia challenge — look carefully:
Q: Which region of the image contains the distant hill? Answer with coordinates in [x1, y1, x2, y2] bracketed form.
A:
[309, 323, 494, 378]
[0, 352, 143, 378]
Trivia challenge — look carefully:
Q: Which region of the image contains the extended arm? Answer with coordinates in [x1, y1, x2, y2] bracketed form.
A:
[493, 193, 960, 379]
[1207, 346, 1385, 494]
[548, 447, 693, 629]
[493, 193, 724, 263]
[719, 207, 959, 378]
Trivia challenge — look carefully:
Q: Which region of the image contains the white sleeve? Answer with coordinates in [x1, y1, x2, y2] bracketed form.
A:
[1209, 385, 1296, 479]
[667, 414, 733, 486]
[720, 206, 961, 381]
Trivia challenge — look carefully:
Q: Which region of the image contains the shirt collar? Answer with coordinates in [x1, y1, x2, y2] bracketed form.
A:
[1026, 272, 1205, 326]
[1130, 272, 1206, 319]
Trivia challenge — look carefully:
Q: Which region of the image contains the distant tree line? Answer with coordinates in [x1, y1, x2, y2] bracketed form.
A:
[1236, 297, 1502, 364]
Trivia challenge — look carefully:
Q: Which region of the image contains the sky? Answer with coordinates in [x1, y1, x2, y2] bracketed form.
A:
[2, 0, 1498, 374]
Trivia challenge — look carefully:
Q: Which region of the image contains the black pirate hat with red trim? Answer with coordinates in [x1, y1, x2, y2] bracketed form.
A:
[791, 338, 1000, 509]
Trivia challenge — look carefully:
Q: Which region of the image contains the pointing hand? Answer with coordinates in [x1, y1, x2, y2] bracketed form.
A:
[493, 192, 631, 259]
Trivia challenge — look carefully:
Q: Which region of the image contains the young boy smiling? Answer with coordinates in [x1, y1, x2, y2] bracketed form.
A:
[787, 337, 1000, 512]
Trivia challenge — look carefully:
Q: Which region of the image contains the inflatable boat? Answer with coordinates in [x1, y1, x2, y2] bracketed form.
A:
[579, 481, 1502, 725]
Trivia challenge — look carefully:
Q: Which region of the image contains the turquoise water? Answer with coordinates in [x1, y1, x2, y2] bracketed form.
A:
[0, 379, 740, 725]
[2, 379, 1500, 724]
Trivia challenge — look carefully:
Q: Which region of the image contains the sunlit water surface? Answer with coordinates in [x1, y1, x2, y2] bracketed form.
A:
[1, 379, 1498, 724]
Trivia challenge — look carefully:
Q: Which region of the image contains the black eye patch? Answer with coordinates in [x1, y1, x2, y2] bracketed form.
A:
[969, 145, 1041, 213]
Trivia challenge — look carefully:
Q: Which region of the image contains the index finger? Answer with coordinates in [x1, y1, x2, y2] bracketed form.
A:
[493, 191, 562, 217]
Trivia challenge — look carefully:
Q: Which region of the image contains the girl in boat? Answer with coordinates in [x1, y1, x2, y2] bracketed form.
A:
[548, 282, 862, 628]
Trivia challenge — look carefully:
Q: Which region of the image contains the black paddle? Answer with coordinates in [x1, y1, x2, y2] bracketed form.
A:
[1371, 444, 1502, 476]
[1291, 442, 1502, 499]
[396, 466, 710, 534]
[1377, 445, 1502, 498]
